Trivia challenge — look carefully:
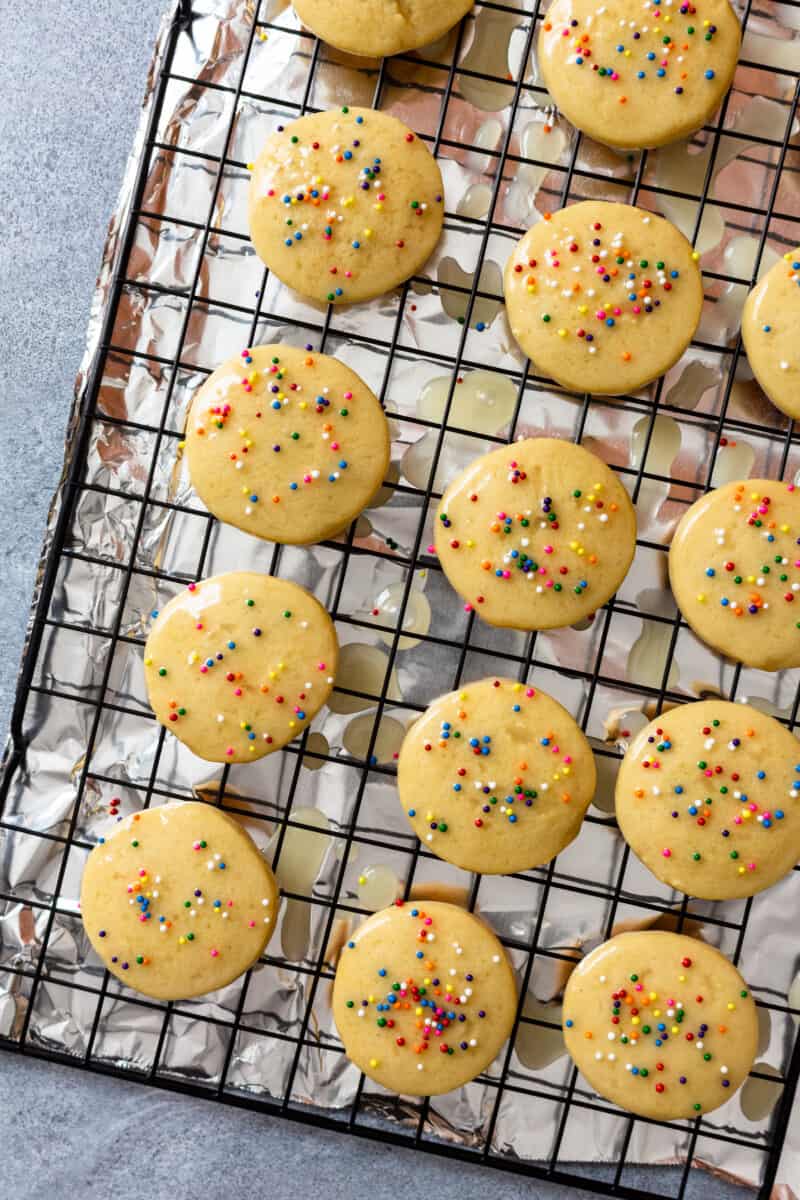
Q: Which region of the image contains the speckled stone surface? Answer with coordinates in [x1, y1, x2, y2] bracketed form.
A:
[0, 4, 750, 1198]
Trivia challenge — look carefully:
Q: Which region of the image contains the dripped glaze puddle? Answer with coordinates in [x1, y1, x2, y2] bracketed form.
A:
[458, 1, 519, 111]
[368, 579, 432, 650]
[505, 121, 568, 228]
[712, 235, 782, 343]
[457, 183, 493, 221]
[271, 806, 332, 962]
[516, 996, 567, 1070]
[710, 438, 755, 487]
[328, 642, 402, 715]
[663, 360, 717, 411]
[356, 863, 402, 910]
[402, 368, 517, 492]
[342, 712, 405, 763]
[630, 413, 681, 526]
[740, 1063, 782, 1122]
[654, 97, 797, 256]
[438, 256, 503, 330]
[302, 730, 330, 771]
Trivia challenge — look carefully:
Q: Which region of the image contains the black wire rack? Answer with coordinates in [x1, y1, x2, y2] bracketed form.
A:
[2, 1, 800, 1197]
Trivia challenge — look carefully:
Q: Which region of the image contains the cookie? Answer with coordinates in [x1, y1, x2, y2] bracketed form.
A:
[616, 700, 800, 900]
[434, 437, 637, 629]
[669, 479, 800, 671]
[186, 345, 390, 545]
[397, 677, 597, 874]
[81, 802, 278, 1001]
[144, 572, 338, 763]
[293, 0, 474, 57]
[248, 107, 444, 305]
[332, 900, 517, 1095]
[538, 0, 741, 151]
[504, 201, 704, 395]
[563, 931, 758, 1119]
[741, 249, 800, 420]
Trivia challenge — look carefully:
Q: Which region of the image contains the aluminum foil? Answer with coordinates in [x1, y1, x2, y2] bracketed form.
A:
[2, 0, 800, 1192]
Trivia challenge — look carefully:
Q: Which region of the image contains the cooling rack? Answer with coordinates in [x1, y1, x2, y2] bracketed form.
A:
[1, 1, 799, 1197]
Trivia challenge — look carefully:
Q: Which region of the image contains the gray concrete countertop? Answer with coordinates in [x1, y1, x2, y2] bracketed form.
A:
[0, 4, 753, 1198]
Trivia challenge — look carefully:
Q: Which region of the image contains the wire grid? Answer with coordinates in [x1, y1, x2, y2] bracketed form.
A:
[1, 1, 800, 1197]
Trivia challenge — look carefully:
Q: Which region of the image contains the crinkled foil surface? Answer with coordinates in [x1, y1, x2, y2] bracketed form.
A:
[1, 0, 800, 1192]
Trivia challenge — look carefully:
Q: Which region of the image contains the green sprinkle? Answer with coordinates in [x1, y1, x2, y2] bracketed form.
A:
[246, 599, 255, 607]
[158, 667, 167, 677]
[542, 313, 551, 323]
[136, 956, 144, 964]
[131, 840, 139, 848]
[283, 610, 292, 618]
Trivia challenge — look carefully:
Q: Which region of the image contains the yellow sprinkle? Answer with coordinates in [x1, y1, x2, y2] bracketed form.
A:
[557, 328, 567, 338]
[466, 538, 475, 547]
[513, 682, 523, 691]
[728, 1002, 736, 1010]
[299, 401, 308, 410]
[416, 1007, 423, 1016]
[358, 875, 366, 885]
[653, 1009, 661, 1017]
[631, 1016, 640, 1025]
[696, 593, 706, 603]
[177, 440, 186, 450]
[369, 1058, 379, 1068]
[179, 936, 186, 945]
[679, 974, 686, 982]
[363, 228, 374, 238]
[368, 994, 375, 1003]
[144, 657, 153, 666]
[691, 251, 700, 261]
[246, 161, 254, 170]
[649, 992, 657, 1000]
[578, 304, 588, 314]
[780, 524, 789, 533]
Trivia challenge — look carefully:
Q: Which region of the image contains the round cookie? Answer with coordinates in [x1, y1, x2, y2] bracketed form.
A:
[186, 345, 390, 545]
[538, 0, 741, 151]
[504, 201, 704, 395]
[434, 437, 637, 629]
[248, 107, 444, 305]
[293, 0, 474, 57]
[616, 700, 800, 900]
[669, 479, 800, 671]
[563, 931, 758, 1120]
[144, 572, 338, 763]
[81, 802, 278, 1001]
[741, 250, 800, 420]
[397, 677, 597, 874]
[332, 900, 517, 1095]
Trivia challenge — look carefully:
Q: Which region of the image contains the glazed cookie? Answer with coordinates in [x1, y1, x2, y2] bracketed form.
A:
[741, 250, 800, 420]
[563, 930, 758, 1120]
[332, 900, 517, 1095]
[186, 345, 390, 545]
[504, 201, 704, 395]
[669, 479, 800, 671]
[144, 572, 338, 763]
[81, 803, 278, 1001]
[293, 0, 474, 57]
[434, 438, 637, 629]
[538, 0, 741, 151]
[248, 107, 444, 305]
[397, 677, 597, 874]
[616, 700, 800, 899]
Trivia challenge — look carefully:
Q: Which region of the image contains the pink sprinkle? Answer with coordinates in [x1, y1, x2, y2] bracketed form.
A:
[200, 666, 208, 674]
[464, 603, 473, 612]
[188, 582, 197, 592]
[747, 862, 756, 870]
[226, 748, 234, 757]
[526, 688, 535, 697]
[196, 623, 203, 630]
[234, 688, 242, 697]
[747, 802, 757, 812]
[424, 917, 432, 925]
[318, 662, 327, 670]
[248, 920, 255, 927]
[544, 544, 554, 554]
[545, 579, 554, 588]
[227, 900, 234, 907]
[633, 305, 641, 314]
[331, 441, 340, 450]
[210, 948, 219, 958]
[344, 391, 352, 399]
[734, 816, 742, 825]
[662, 848, 671, 857]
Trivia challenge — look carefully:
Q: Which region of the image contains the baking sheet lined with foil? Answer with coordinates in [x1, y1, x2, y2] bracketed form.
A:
[1, 0, 800, 1193]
